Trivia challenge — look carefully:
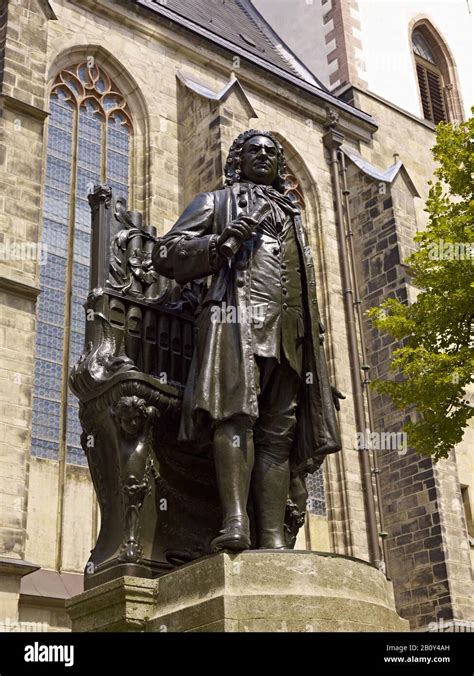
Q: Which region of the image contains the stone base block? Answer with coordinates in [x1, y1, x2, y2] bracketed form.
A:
[67, 577, 157, 632]
[67, 551, 409, 632]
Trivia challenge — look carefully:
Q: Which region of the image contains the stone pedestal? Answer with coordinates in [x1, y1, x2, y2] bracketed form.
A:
[0, 557, 39, 631]
[67, 551, 409, 632]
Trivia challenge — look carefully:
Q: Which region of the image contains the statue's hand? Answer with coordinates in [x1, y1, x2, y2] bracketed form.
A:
[218, 215, 258, 252]
[331, 386, 346, 411]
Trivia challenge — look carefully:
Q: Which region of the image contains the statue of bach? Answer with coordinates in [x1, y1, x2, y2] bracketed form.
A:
[151, 130, 343, 552]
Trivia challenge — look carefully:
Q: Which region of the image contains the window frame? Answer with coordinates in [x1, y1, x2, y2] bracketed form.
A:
[32, 62, 133, 468]
[414, 51, 448, 125]
[409, 19, 465, 125]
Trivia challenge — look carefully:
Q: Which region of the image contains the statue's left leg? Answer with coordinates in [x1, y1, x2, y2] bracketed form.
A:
[252, 357, 300, 549]
[210, 414, 254, 552]
[251, 456, 290, 549]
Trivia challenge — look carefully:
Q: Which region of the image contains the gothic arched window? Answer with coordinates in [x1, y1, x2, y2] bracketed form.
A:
[32, 63, 132, 465]
[283, 171, 306, 211]
[412, 29, 447, 124]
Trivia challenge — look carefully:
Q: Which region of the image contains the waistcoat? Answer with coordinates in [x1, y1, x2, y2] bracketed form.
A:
[249, 211, 304, 376]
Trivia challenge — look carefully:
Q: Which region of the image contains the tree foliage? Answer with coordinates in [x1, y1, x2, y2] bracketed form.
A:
[369, 113, 473, 461]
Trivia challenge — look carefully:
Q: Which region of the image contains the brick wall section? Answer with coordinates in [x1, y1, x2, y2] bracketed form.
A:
[342, 94, 473, 608]
[0, 0, 49, 110]
[0, 0, 51, 561]
[177, 82, 255, 206]
[0, 2, 7, 86]
[0, 0, 49, 285]
[346, 164, 470, 629]
[177, 85, 224, 205]
[0, 293, 36, 559]
[322, 0, 367, 89]
[0, 1, 7, 210]
[434, 456, 474, 623]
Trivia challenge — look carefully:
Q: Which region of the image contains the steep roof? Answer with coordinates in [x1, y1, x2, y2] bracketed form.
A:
[136, 0, 325, 88]
[135, 0, 376, 129]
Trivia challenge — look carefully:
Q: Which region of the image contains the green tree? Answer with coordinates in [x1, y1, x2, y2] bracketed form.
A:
[369, 113, 473, 461]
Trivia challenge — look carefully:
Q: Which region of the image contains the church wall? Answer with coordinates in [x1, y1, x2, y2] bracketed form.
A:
[0, 0, 382, 629]
[4, 0, 468, 633]
[346, 154, 473, 629]
[350, 88, 474, 595]
[0, 0, 52, 626]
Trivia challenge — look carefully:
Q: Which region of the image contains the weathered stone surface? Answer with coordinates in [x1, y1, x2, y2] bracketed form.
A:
[66, 576, 157, 633]
[347, 160, 474, 629]
[68, 552, 408, 633]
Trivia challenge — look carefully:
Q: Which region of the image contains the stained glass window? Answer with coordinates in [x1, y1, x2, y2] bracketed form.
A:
[283, 172, 305, 211]
[306, 469, 326, 516]
[32, 63, 132, 465]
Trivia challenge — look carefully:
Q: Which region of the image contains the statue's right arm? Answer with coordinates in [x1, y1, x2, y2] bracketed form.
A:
[151, 192, 223, 285]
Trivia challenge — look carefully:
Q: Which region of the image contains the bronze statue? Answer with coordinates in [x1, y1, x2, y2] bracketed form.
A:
[151, 130, 343, 552]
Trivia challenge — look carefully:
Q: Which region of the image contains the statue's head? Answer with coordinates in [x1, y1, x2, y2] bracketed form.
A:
[224, 130, 287, 191]
[114, 395, 148, 437]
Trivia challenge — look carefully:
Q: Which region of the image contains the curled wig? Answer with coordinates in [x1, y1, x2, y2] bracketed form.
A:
[224, 129, 287, 193]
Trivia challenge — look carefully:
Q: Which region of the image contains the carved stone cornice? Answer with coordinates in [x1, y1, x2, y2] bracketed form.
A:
[0, 95, 49, 122]
[323, 108, 345, 151]
[0, 275, 41, 302]
[0, 557, 40, 578]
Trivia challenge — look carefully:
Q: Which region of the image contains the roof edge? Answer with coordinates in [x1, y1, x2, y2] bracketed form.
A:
[342, 146, 421, 198]
[176, 70, 258, 118]
[38, 0, 58, 20]
[136, 0, 378, 132]
[239, 0, 326, 89]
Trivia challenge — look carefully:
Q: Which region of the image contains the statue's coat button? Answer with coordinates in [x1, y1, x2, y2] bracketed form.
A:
[272, 247, 279, 255]
[236, 278, 245, 287]
[282, 302, 288, 310]
[238, 199, 248, 207]
[179, 250, 187, 258]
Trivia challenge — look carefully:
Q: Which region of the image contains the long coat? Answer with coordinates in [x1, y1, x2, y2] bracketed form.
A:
[152, 181, 341, 474]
